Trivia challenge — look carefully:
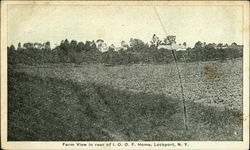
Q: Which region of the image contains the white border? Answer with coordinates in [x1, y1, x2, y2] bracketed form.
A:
[1, 1, 249, 150]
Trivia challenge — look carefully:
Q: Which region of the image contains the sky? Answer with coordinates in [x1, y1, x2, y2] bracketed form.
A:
[7, 5, 243, 48]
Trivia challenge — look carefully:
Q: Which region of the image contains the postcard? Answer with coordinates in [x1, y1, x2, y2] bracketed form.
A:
[1, 1, 249, 150]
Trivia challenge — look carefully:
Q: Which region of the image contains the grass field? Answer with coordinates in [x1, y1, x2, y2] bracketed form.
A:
[13, 58, 243, 109]
[8, 59, 243, 141]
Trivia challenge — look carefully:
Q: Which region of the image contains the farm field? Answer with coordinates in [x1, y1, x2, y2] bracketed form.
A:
[13, 58, 243, 110]
[8, 59, 243, 141]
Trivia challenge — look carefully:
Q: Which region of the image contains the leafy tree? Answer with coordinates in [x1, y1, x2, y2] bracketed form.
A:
[194, 41, 203, 49]
[17, 43, 22, 51]
[77, 42, 85, 52]
[45, 41, 51, 50]
[183, 42, 187, 47]
[70, 40, 78, 48]
[7, 38, 243, 65]
[23, 42, 34, 49]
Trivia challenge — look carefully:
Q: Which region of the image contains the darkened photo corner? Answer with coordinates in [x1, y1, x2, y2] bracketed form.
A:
[7, 4, 244, 141]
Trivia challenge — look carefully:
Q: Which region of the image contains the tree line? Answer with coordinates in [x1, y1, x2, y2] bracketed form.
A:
[7, 39, 243, 65]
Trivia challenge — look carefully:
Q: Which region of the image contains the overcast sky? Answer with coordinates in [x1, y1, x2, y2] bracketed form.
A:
[8, 5, 243, 48]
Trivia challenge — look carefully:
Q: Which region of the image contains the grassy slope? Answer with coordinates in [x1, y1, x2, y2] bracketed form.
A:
[8, 71, 242, 141]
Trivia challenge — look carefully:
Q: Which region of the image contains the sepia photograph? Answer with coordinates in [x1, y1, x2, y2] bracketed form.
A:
[1, 0, 249, 150]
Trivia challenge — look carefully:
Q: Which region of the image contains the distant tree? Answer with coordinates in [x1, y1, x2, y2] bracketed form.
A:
[77, 42, 85, 52]
[8, 45, 16, 64]
[45, 41, 51, 50]
[217, 43, 223, 48]
[205, 43, 215, 49]
[218, 48, 227, 62]
[23, 42, 34, 49]
[109, 44, 115, 51]
[84, 40, 98, 51]
[8, 38, 243, 65]
[151, 34, 161, 47]
[90, 40, 97, 49]
[129, 38, 147, 53]
[84, 41, 91, 51]
[231, 42, 237, 46]
[194, 41, 203, 49]
[9, 45, 16, 51]
[121, 41, 126, 47]
[70, 40, 77, 48]
[129, 38, 144, 47]
[60, 39, 70, 54]
[17, 42, 22, 50]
